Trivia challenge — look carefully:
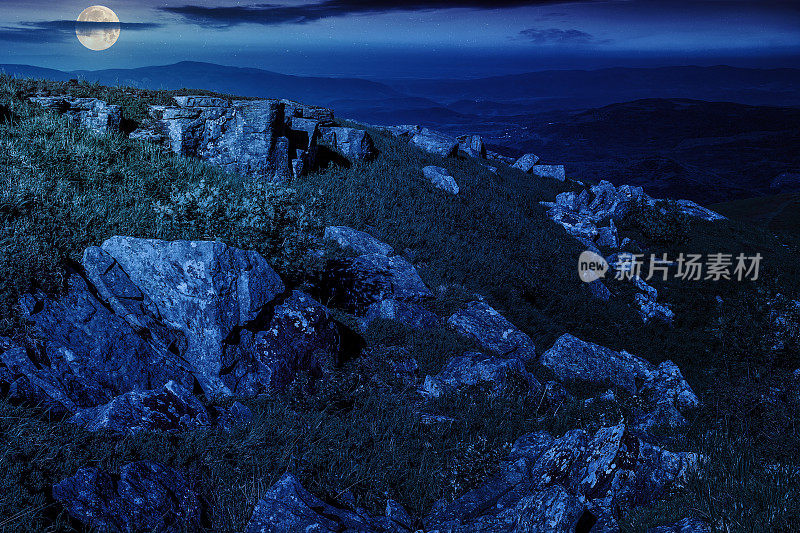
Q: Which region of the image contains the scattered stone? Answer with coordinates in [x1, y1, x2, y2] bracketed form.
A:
[324, 226, 394, 256]
[486, 150, 516, 165]
[636, 293, 676, 324]
[361, 299, 441, 331]
[30, 96, 121, 135]
[410, 129, 459, 157]
[512, 153, 540, 172]
[447, 301, 537, 362]
[457, 134, 486, 158]
[53, 461, 201, 533]
[530, 164, 566, 181]
[423, 352, 540, 398]
[68, 381, 210, 435]
[635, 361, 700, 431]
[423, 166, 459, 194]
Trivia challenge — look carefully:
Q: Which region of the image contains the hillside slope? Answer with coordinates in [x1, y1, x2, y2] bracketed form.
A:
[0, 76, 799, 532]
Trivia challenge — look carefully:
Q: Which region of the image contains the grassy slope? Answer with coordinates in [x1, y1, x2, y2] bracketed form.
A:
[0, 75, 799, 531]
[711, 192, 800, 237]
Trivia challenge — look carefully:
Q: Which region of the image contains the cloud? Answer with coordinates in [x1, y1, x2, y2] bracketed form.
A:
[519, 27, 610, 45]
[161, 1, 597, 27]
[0, 20, 161, 43]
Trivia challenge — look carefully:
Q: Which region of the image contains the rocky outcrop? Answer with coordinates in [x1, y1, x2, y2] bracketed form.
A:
[447, 301, 537, 362]
[425, 422, 699, 532]
[530, 164, 566, 181]
[423, 352, 540, 398]
[542, 334, 699, 430]
[323, 226, 394, 256]
[512, 153, 540, 172]
[648, 517, 711, 533]
[30, 96, 121, 135]
[245, 473, 411, 533]
[53, 461, 201, 533]
[319, 126, 376, 161]
[458, 135, 486, 158]
[410, 129, 459, 157]
[4, 237, 344, 415]
[423, 166, 459, 194]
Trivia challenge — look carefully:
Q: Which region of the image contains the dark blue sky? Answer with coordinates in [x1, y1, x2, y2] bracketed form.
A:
[1, 1, 798, 78]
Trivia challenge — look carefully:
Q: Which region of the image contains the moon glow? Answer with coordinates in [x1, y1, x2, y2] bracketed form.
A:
[76, 6, 120, 51]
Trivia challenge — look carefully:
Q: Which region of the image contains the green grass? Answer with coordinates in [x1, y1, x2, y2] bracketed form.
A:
[1, 74, 799, 532]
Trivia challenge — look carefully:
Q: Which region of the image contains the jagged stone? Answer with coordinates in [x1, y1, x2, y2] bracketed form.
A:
[423, 166, 459, 194]
[68, 381, 210, 435]
[486, 150, 516, 165]
[282, 100, 335, 122]
[458, 134, 486, 158]
[636, 293, 676, 324]
[531, 164, 566, 181]
[423, 352, 540, 398]
[447, 301, 537, 362]
[245, 473, 407, 533]
[324, 226, 394, 256]
[410, 129, 459, 157]
[512, 153, 540, 172]
[362, 299, 441, 331]
[320, 126, 376, 160]
[53, 461, 201, 533]
[596, 220, 619, 248]
[30, 96, 121, 134]
[322, 254, 433, 314]
[634, 361, 700, 431]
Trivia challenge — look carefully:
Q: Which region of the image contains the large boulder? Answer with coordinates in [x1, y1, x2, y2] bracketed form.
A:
[322, 254, 433, 314]
[425, 423, 698, 532]
[53, 461, 201, 533]
[447, 301, 537, 362]
[320, 126, 376, 161]
[245, 473, 410, 533]
[512, 153, 540, 172]
[458, 135, 486, 158]
[423, 166, 459, 194]
[323, 226, 394, 256]
[530, 164, 566, 182]
[68, 381, 210, 435]
[30, 96, 121, 134]
[410, 129, 459, 157]
[423, 352, 540, 398]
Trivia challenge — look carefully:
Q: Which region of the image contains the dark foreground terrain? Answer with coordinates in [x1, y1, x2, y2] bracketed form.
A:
[0, 76, 798, 532]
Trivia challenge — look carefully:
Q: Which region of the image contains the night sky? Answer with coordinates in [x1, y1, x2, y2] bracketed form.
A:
[1, 1, 799, 78]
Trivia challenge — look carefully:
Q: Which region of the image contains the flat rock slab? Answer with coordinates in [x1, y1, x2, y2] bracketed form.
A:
[447, 301, 537, 362]
[410, 129, 459, 157]
[423, 166, 459, 194]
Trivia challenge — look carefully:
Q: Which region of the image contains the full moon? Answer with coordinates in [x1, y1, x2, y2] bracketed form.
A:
[76, 6, 120, 51]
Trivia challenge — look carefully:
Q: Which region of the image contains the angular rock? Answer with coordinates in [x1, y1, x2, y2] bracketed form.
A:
[323, 226, 394, 256]
[458, 134, 486, 158]
[68, 381, 210, 435]
[214, 401, 254, 431]
[245, 473, 405, 533]
[586, 280, 612, 301]
[362, 299, 441, 331]
[486, 150, 516, 166]
[447, 301, 536, 362]
[320, 126, 376, 161]
[30, 96, 121, 134]
[540, 334, 652, 394]
[322, 254, 433, 314]
[410, 129, 459, 157]
[530, 164, 566, 182]
[596, 220, 619, 248]
[423, 166, 459, 194]
[282, 100, 335, 122]
[636, 293, 676, 324]
[512, 153, 540, 172]
[634, 361, 700, 431]
[423, 352, 540, 398]
[53, 461, 201, 533]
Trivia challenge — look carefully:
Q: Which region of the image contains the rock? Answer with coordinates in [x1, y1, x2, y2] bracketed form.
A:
[675, 200, 726, 222]
[245, 473, 404, 533]
[540, 334, 652, 394]
[636, 293, 676, 324]
[486, 150, 516, 165]
[68, 381, 210, 435]
[282, 100, 335, 122]
[410, 129, 459, 157]
[530, 164, 566, 182]
[648, 518, 711, 533]
[320, 126, 376, 161]
[586, 280, 612, 301]
[362, 299, 441, 331]
[595, 220, 619, 248]
[214, 401, 254, 431]
[423, 166, 459, 194]
[322, 254, 433, 314]
[634, 361, 700, 431]
[323, 226, 394, 256]
[94, 237, 285, 397]
[423, 352, 540, 398]
[448, 301, 537, 362]
[512, 153, 540, 172]
[30, 96, 121, 134]
[53, 461, 201, 533]
[425, 423, 697, 532]
[458, 135, 486, 158]
[386, 124, 422, 138]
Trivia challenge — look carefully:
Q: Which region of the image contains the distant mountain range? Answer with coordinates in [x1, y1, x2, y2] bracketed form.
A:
[3, 61, 799, 205]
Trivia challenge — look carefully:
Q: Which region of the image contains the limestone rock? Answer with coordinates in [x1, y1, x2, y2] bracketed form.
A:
[423, 166, 459, 194]
[447, 301, 537, 362]
[512, 153, 540, 172]
[362, 299, 441, 331]
[458, 134, 486, 158]
[530, 164, 566, 182]
[323, 226, 394, 256]
[53, 461, 201, 533]
[410, 129, 459, 157]
[423, 352, 540, 398]
[30, 96, 121, 134]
